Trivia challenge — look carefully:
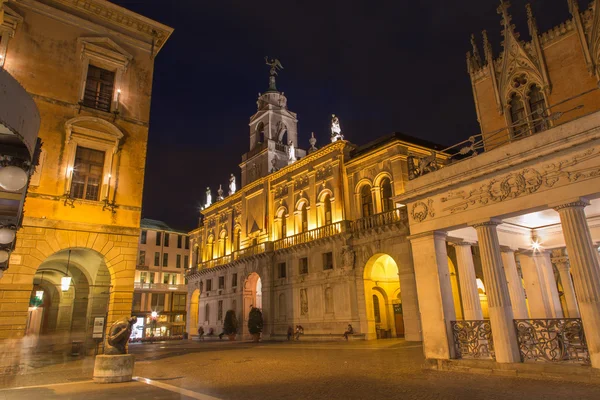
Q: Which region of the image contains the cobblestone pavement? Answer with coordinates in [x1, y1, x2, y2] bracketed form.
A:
[1, 339, 600, 399]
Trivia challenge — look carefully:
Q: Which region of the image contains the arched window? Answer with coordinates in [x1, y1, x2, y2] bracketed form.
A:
[373, 294, 381, 323]
[194, 245, 199, 265]
[380, 178, 393, 212]
[256, 122, 265, 144]
[301, 203, 308, 232]
[205, 303, 210, 322]
[509, 93, 526, 138]
[528, 85, 546, 133]
[361, 185, 373, 218]
[323, 195, 332, 226]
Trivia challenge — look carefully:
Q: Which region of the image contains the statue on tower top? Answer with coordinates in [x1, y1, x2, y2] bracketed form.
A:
[331, 114, 343, 142]
[205, 187, 212, 208]
[265, 56, 283, 92]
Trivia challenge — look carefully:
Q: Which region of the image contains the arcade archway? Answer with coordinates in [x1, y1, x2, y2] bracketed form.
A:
[364, 254, 402, 339]
[26, 248, 111, 350]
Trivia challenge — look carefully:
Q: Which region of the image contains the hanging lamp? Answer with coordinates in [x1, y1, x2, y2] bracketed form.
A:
[61, 250, 72, 292]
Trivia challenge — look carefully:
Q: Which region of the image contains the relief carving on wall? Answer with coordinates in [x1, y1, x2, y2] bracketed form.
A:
[411, 199, 435, 222]
[341, 246, 355, 269]
[440, 148, 600, 214]
[316, 165, 333, 181]
[300, 288, 308, 315]
[274, 185, 288, 200]
[294, 175, 309, 191]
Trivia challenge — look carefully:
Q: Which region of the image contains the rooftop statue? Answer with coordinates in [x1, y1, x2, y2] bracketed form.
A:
[331, 114, 343, 142]
[205, 187, 212, 208]
[229, 174, 236, 195]
[265, 57, 283, 91]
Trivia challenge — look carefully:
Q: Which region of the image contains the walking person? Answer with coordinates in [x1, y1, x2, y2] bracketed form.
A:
[287, 326, 293, 341]
[295, 325, 304, 340]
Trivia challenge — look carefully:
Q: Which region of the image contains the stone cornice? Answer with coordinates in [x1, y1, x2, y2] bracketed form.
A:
[13, 0, 173, 54]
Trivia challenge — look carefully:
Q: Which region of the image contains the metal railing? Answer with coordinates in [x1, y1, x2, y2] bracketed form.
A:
[514, 318, 590, 364]
[353, 208, 407, 231]
[134, 282, 187, 291]
[82, 87, 113, 112]
[451, 320, 495, 360]
[274, 221, 350, 251]
[407, 88, 597, 180]
[136, 264, 149, 270]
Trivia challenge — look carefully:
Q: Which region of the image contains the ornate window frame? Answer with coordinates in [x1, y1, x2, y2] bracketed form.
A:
[77, 37, 132, 112]
[63, 117, 123, 202]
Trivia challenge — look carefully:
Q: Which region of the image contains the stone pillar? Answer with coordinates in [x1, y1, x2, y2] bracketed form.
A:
[409, 231, 456, 360]
[472, 221, 520, 363]
[554, 200, 600, 368]
[537, 251, 564, 318]
[500, 247, 529, 319]
[451, 242, 483, 320]
[552, 255, 580, 318]
[518, 252, 553, 318]
[395, 242, 422, 341]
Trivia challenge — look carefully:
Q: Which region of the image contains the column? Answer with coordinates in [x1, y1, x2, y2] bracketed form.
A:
[451, 242, 483, 320]
[472, 220, 520, 363]
[518, 252, 553, 318]
[554, 200, 600, 368]
[409, 231, 456, 360]
[537, 251, 564, 318]
[552, 255, 580, 318]
[501, 247, 529, 319]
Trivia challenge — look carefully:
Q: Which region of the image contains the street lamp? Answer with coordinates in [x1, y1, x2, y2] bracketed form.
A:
[0, 62, 41, 277]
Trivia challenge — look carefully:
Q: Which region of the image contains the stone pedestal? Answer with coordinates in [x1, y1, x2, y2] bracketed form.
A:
[93, 354, 135, 383]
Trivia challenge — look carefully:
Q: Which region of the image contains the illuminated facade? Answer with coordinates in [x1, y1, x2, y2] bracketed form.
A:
[186, 70, 446, 341]
[131, 219, 189, 338]
[400, 1, 600, 371]
[0, 0, 172, 362]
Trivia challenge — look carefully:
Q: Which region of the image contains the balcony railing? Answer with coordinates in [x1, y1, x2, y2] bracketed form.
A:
[514, 318, 590, 364]
[134, 282, 187, 291]
[136, 264, 149, 271]
[407, 87, 596, 180]
[274, 221, 350, 251]
[451, 319, 495, 360]
[233, 242, 272, 260]
[353, 208, 407, 231]
[201, 255, 233, 270]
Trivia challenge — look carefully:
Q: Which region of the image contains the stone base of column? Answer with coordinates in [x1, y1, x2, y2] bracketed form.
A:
[93, 354, 135, 383]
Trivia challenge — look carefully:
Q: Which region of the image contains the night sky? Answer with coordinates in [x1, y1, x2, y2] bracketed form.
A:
[112, 0, 567, 231]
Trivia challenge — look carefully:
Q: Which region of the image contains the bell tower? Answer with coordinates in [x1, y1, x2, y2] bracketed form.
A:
[241, 58, 305, 186]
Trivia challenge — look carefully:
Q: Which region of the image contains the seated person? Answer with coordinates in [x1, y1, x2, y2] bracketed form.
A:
[197, 326, 205, 341]
[343, 324, 354, 340]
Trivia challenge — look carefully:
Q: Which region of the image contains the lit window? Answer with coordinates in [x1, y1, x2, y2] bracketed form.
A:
[528, 85, 546, 133]
[509, 93, 527, 138]
[361, 185, 373, 218]
[380, 178, 393, 212]
[70, 146, 105, 201]
[83, 65, 115, 112]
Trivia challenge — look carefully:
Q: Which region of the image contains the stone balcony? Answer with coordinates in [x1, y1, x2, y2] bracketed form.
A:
[273, 220, 351, 251]
[133, 282, 187, 291]
[353, 208, 407, 234]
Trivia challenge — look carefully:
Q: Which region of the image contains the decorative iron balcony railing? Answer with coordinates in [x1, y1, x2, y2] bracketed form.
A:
[451, 320, 495, 360]
[274, 221, 350, 251]
[514, 318, 590, 364]
[201, 255, 233, 270]
[353, 207, 407, 231]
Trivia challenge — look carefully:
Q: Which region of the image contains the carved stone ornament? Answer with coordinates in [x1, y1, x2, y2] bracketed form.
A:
[341, 246, 355, 269]
[411, 199, 435, 222]
[440, 148, 600, 214]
